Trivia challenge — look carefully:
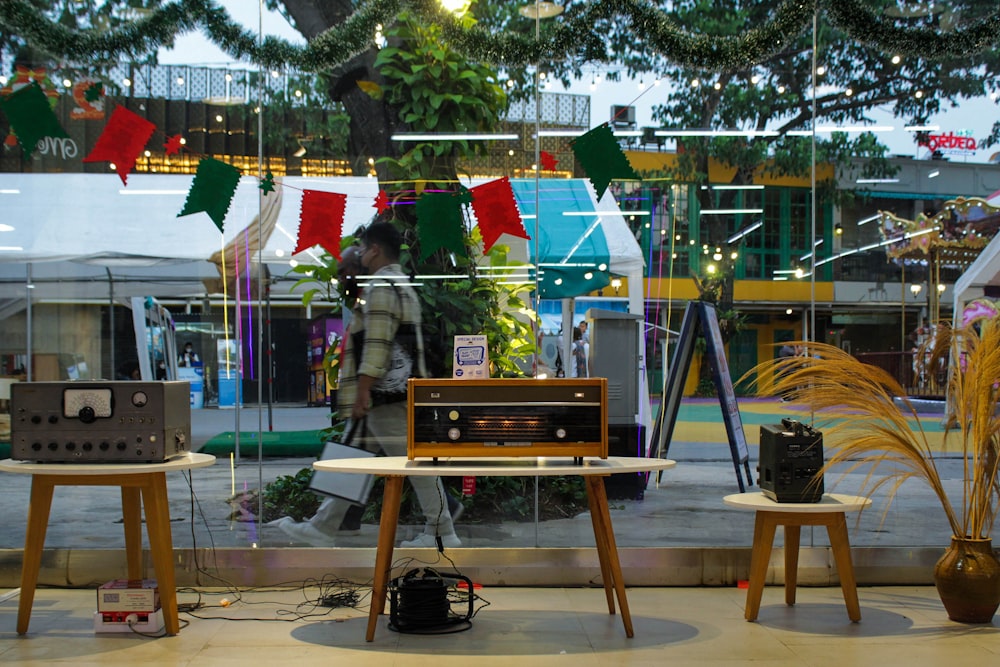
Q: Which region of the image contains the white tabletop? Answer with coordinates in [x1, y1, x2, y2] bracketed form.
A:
[314, 455, 676, 477]
[0, 452, 216, 476]
[723, 491, 871, 513]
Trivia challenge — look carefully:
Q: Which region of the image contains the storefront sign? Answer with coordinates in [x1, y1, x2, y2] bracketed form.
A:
[918, 130, 977, 155]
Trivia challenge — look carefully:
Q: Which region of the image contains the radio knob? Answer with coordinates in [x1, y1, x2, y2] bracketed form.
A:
[48, 415, 58, 424]
[47, 442, 58, 451]
[447, 427, 462, 441]
[65, 442, 76, 451]
[31, 442, 41, 451]
[555, 428, 567, 439]
[448, 410, 460, 421]
[82, 442, 93, 452]
[99, 441, 110, 451]
[115, 440, 127, 451]
[30, 415, 41, 425]
[78, 406, 96, 424]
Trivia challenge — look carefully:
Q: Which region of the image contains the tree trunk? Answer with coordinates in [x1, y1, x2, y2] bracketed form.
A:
[279, 0, 403, 179]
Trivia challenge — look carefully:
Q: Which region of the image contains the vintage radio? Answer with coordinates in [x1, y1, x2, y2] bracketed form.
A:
[407, 377, 607, 460]
[10, 381, 191, 463]
[757, 419, 824, 503]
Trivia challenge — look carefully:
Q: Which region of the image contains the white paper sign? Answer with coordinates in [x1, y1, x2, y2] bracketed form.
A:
[452, 334, 488, 379]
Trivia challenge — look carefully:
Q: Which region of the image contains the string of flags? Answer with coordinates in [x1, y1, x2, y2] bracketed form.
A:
[1, 80, 640, 259]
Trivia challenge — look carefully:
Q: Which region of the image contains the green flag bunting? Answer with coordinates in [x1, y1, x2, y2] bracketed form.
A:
[415, 192, 467, 261]
[177, 158, 242, 232]
[0, 81, 68, 157]
[571, 125, 640, 199]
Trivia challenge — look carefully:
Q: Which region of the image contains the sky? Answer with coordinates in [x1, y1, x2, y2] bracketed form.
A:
[156, 2, 1000, 163]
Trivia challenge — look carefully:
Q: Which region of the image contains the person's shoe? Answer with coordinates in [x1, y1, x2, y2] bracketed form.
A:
[274, 517, 340, 546]
[447, 493, 465, 524]
[400, 532, 461, 549]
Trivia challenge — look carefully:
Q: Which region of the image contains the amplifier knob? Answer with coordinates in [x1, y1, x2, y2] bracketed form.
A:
[447, 427, 462, 441]
[99, 441, 110, 451]
[47, 442, 58, 451]
[82, 442, 93, 451]
[31, 442, 41, 451]
[555, 428, 567, 439]
[65, 442, 76, 451]
[48, 415, 58, 424]
[115, 440, 127, 451]
[30, 415, 41, 425]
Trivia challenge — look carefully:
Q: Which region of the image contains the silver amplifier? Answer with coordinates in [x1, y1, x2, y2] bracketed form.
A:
[10, 381, 191, 463]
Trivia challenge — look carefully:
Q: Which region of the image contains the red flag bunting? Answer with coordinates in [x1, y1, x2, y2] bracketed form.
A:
[82, 105, 155, 185]
[296, 190, 347, 258]
[470, 177, 529, 252]
[540, 150, 559, 172]
[373, 190, 389, 213]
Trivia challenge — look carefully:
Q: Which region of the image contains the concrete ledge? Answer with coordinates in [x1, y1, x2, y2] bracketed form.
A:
[0, 546, 939, 589]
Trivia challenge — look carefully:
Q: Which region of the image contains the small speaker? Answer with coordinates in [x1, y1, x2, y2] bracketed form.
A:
[757, 419, 824, 503]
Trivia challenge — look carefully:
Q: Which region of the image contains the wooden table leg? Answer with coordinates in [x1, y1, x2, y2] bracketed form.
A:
[584, 477, 616, 614]
[367, 475, 403, 642]
[121, 486, 144, 581]
[586, 476, 633, 637]
[783, 524, 801, 607]
[139, 473, 180, 635]
[745, 512, 778, 622]
[17, 476, 56, 635]
[826, 512, 862, 622]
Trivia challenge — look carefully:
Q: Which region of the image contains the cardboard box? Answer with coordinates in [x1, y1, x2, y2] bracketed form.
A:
[97, 579, 160, 612]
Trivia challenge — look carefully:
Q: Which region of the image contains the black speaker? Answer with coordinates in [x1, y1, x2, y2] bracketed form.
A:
[757, 419, 824, 503]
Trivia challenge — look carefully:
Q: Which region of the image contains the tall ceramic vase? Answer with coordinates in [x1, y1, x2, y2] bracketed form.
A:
[933, 536, 1000, 623]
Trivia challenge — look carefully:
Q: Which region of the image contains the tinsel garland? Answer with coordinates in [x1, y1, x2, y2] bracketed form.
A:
[826, 0, 1000, 59]
[0, 0, 998, 73]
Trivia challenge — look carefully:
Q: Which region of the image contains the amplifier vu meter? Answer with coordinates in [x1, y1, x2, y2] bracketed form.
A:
[10, 381, 191, 463]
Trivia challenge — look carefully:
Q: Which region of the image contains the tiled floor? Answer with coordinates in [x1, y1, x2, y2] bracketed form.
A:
[1, 584, 997, 665]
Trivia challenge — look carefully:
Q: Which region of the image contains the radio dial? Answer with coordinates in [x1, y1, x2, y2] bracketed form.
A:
[555, 428, 567, 439]
[447, 427, 462, 441]
[78, 406, 96, 424]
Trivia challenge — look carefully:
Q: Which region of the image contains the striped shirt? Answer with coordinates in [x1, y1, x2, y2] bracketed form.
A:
[337, 264, 422, 413]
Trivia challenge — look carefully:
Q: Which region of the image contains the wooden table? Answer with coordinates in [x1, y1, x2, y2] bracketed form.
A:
[314, 455, 676, 641]
[723, 492, 872, 622]
[0, 453, 216, 635]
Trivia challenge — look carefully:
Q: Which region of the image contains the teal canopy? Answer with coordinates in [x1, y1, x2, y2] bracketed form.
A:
[509, 179, 612, 299]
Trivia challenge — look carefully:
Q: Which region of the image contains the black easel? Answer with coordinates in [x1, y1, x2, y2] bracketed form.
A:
[649, 301, 753, 491]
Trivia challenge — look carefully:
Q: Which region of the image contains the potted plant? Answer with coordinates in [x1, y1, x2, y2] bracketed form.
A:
[748, 314, 1000, 623]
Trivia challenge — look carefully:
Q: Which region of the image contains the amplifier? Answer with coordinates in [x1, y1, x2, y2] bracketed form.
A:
[757, 419, 824, 503]
[407, 377, 607, 459]
[10, 381, 191, 463]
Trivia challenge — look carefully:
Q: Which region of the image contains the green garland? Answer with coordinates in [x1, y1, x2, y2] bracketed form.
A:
[1, 0, 998, 73]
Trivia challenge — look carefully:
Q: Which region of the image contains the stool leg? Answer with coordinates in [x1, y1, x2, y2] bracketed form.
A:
[745, 512, 778, 621]
[784, 525, 801, 607]
[140, 474, 179, 635]
[827, 513, 862, 622]
[17, 476, 55, 635]
[121, 486, 144, 580]
[585, 477, 616, 615]
[368, 476, 403, 642]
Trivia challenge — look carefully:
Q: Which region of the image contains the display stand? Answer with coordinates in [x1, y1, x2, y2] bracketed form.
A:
[650, 301, 753, 491]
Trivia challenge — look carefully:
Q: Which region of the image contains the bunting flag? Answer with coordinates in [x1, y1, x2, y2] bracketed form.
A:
[164, 134, 184, 155]
[177, 158, 242, 232]
[571, 124, 640, 199]
[540, 150, 559, 171]
[373, 189, 389, 213]
[470, 177, 530, 252]
[0, 81, 69, 157]
[82, 105, 155, 185]
[296, 190, 347, 258]
[415, 191, 467, 260]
